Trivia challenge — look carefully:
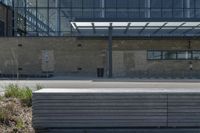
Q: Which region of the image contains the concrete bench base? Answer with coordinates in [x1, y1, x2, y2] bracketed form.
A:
[35, 128, 200, 133]
[33, 88, 200, 132]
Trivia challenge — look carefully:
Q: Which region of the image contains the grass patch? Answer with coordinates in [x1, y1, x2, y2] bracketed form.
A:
[4, 84, 32, 107]
[0, 95, 3, 101]
[0, 107, 10, 125]
[0, 103, 15, 125]
[0, 102, 24, 129]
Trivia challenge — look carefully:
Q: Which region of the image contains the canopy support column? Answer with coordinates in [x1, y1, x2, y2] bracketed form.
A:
[107, 24, 113, 78]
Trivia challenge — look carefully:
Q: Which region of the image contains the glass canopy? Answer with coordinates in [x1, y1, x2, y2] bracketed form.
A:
[71, 21, 200, 37]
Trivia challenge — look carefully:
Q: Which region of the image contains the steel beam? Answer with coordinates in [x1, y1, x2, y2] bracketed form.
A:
[124, 22, 131, 34]
[92, 23, 96, 34]
[183, 24, 200, 34]
[139, 22, 149, 34]
[168, 22, 186, 34]
[153, 22, 168, 34]
[73, 23, 80, 33]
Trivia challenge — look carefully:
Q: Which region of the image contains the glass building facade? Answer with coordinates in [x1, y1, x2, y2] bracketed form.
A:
[2, 0, 200, 36]
[0, 0, 12, 6]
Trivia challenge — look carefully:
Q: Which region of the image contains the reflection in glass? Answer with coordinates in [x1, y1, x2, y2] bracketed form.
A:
[177, 51, 192, 60]
[11, 0, 200, 36]
[148, 51, 162, 60]
[193, 51, 200, 60]
[162, 51, 177, 60]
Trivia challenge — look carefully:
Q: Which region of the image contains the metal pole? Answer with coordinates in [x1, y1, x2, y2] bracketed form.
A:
[56, 0, 60, 36]
[186, 0, 190, 18]
[145, 0, 150, 18]
[108, 25, 113, 78]
[101, 0, 105, 18]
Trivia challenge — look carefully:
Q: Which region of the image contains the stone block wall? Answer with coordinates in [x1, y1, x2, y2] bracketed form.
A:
[0, 37, 199, 78]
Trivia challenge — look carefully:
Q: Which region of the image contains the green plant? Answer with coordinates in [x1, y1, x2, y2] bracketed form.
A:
[21, 87, 32, 107]
[15, 118, 24, 129]
[0, 103, 15, 125]
[4, 84, 32, 107]
[4, 84, 22, 98]
[0, 108, 10, 124]
[0, 95, 3, 101]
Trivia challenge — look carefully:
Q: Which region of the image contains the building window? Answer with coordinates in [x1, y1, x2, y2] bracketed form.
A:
[13, 0, 200, 37]
[147, 50, 200, 60]
[147, 51, 162, 60]
[193, 51, 200, 60]
[177, 51, 192, 60]
[162, 51, 177, 60]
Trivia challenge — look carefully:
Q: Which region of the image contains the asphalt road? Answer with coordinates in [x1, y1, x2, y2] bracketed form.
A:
[1, 79, 200, 93]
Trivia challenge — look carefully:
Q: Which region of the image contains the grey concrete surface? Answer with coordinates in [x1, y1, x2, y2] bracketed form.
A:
[35, 87, 200, 93]
[1, 78, 200, 92]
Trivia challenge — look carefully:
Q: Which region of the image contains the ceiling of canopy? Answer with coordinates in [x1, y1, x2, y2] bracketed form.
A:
[71, 21, 200, 37]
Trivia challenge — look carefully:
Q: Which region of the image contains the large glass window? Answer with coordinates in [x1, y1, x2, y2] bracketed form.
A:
[13, 0, 200, 36]
[106, 0, 117, 8]
[128, 0, 139, 8]
[49, 9, 59, 32]
[14, 0, 25, 7]
[37, 0, 48, 8]
[162, 0, 173, 8]
[151, 0, 161, 8]
[174, 0, 184, 8]
[94, 0, 101, 8]
[60, 0, 71, 8]
[72, 0, 82, 8]
[117, 0, 128, 8]
[83, 0, 94, 8]
[26, 8, 36, 32]
[196, 0, 200, 8]
[26, 0, 36, 7]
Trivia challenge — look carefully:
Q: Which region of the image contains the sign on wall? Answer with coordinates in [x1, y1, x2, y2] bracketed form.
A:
[41, 50, 55, 72]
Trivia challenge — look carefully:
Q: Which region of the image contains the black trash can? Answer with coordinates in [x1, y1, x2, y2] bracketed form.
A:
[97, 68, 104, 77]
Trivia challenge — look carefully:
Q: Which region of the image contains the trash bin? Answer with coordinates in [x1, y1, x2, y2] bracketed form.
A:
[97, 68, 104, 77]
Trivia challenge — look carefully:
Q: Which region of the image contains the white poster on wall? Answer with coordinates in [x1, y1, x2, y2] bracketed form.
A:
[41, 50, 55, 72]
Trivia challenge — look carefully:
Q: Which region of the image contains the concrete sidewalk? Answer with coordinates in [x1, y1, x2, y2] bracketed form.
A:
[1, 78, 200, 92]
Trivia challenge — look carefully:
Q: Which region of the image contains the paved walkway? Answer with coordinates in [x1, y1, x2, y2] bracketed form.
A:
[1, 78, 200, 92]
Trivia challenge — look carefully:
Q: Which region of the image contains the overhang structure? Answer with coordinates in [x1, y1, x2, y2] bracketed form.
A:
[71, 20, 200, 78]
[71, 21, 200, 37]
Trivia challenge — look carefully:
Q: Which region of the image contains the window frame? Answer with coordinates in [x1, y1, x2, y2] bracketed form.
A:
[147, 50, 200, 60]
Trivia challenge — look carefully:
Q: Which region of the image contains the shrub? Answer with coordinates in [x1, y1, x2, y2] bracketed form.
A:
[4, 84, 22, 98]
[15, 118, 24, 129]
[4, 84, 32, 107]
[0, 103, 15, 125]
[21, 87, 32, 107]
